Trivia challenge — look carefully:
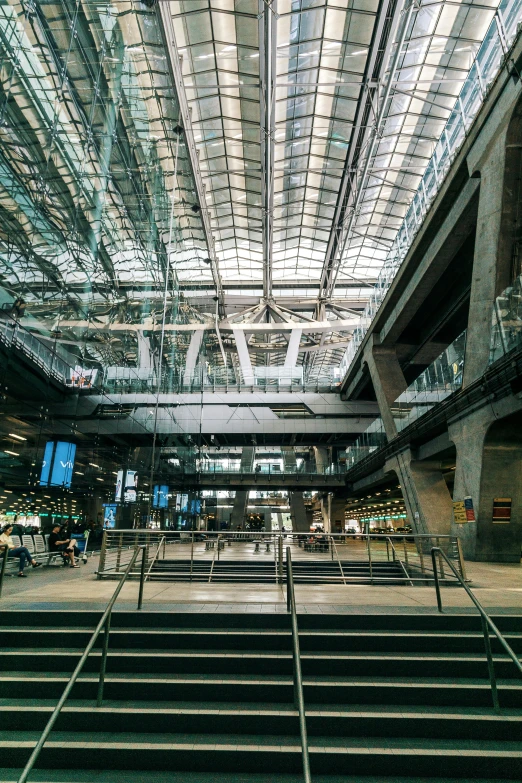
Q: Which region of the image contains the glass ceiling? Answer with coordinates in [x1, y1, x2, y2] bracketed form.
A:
[0, 0, 510, 379]
[171, 0, 499, 290]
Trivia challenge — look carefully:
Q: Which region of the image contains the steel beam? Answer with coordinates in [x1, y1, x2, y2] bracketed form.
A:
[318, 0, 403, 305]
[157, 2, 224, 309]
[259, 0, 277, 299]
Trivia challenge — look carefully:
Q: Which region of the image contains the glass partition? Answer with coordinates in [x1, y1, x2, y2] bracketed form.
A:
[340, 0, 522, 380]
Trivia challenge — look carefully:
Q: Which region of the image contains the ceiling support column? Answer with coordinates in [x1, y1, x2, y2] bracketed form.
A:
[233, 328, 254, 384]
[183, 330, 204, 385]
[284, 328, 301, 368]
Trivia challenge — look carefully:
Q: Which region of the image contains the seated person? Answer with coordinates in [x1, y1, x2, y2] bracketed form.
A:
[0, 524, 41, 577]
[48, 524, 81, 568]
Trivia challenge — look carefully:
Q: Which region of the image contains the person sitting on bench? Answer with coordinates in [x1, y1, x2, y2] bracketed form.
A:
[48, 524, 80, 568]
[0, 524, 41, 577]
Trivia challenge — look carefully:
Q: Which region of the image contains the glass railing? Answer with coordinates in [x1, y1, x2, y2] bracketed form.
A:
[393, 331, 467, 433]
[100, 365, 341, 394]
[176, 461, 347, 478]
[345, 416, 387, 469]
[340, 0, 522, 381]
[490, 272, 522, 363]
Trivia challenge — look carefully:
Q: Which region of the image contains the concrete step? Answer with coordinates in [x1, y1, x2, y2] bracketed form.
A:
[1, 672, 521, 707]
[1, 648, 520, 679]
[1, 732, 521, 778]
[2, 703, 522, 740]
[1, 626, 520, 654]
[1, 610, 520, 633]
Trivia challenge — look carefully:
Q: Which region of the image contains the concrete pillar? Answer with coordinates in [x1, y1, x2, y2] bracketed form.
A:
[289, 491, 309, 532]
[282, 446, 297, 471]
[464, 130, 511, 386]
[230, 447, 255, 528]
[330, 496, 346, 534]
[450, 406, 522, 561]
[386, 449, 453, 537]
[314, 446, 328, 473]
[364, 338, 407, 438]
[137, 332, 154, 369]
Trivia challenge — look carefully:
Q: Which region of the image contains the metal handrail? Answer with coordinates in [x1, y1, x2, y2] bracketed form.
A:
[145, 535, 166, 581]
[330, 536, 347, 585]
[17, 545, 147, 783]
[208, 533, 220, 583]
[431, 547, 522, 710]
[286, 547, 312, 783]
[386, 536, 413, 586]
[0, 545, 9, 598]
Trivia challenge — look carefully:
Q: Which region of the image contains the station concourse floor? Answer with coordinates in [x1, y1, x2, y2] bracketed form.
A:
[1, 544, 522, 614]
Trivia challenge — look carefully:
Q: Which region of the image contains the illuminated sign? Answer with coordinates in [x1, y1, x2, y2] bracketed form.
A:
[40, 441, 76, 488]
[153, 485, 169, 509]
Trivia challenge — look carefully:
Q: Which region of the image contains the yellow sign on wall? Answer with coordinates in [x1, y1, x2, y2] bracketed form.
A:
[453, 501, 467, 524]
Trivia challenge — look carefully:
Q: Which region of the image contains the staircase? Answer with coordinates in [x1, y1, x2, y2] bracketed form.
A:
[148, 558, 406, 584]
[1, 609, 522, 781]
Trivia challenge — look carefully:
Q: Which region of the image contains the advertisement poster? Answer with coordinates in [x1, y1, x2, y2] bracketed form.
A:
[40, 441, 76, 488]
[115, 470, 123, 503]
[124, 470, 138, 503]
[453, 501, 467, 524]
[103, 504, 117, 528]
[153, 485, 169, 509]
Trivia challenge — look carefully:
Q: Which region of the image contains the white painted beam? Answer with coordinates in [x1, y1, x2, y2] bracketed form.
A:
[233, 328, 254, 384]
[284, 328, 301, 367]
[183, 329, 204, 385]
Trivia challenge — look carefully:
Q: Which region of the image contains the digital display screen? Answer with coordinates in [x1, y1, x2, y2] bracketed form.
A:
[103, 504, 117, 528]
[115, 470, 123, 502]
[40, 441, 76, 488]
[124, 470, 137, 503]
[115, 470, 138, 503]
[190, 499, 201, 515]
[153, 485, 169, 509]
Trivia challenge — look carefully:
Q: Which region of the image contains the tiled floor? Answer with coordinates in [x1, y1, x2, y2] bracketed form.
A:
[1, 546, 521, 613]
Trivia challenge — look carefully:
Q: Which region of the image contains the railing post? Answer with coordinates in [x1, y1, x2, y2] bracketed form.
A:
[385, 538, 390, 562]
[96, 611, 111, 707]
[190, 531, 194, 582]
[115, 533, 123, 573]
[402, 536, 409, 567]
[0, 545, 9, 598]
[418, 536, 426, 576]
[431, 548, 443, 613]
[137, 546, 146, 610]
[481, 615, 500, 710]
[367, 532, 373, 584]
[278, 534, 283, 586]
[456, 537, 467, 581]
[98, 531, 108, 579]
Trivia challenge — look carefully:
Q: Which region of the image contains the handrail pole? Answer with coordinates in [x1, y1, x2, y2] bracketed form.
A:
[331, 537, 346, 585]
[137, 545, 147, 610]
[431, 548, 443, 612]
[367, 532, 373, 584]
[17, 546, 143, 783]
[456, 537, 467, 581]
[286, 547, 312, 783]
[481, 614, 500, 710]
[96, 610, 111, 707]
[0, 545, 9, 598]
[190, 531, 194, 582]
[145, 535, 166, 582]
[431, 546, 522, 709]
